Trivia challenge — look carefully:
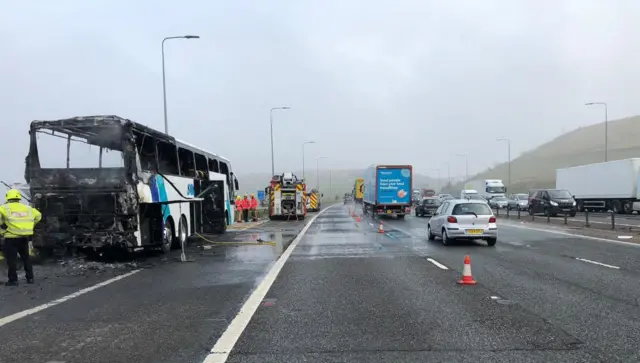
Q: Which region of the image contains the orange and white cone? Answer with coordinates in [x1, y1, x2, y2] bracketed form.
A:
[457, 255, 477, 285]
[377, 221, 385, 233]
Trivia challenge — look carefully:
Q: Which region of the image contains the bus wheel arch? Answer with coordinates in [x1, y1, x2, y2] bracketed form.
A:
[178, 215, 188, 248]
[162, 216, 176, 253]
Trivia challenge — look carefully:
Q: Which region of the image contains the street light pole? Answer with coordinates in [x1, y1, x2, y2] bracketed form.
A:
[497, 138, 511, 191]
[430, 169, 440, 192]
[162, 35, 200, 135]
[270, 106, 291, 176]
[585, 102, 609, 162]
[445, 162, 451, 187]
[456, 154, 468, 185]
[302, 141, 315, 181]
[316, 156, 328, 194]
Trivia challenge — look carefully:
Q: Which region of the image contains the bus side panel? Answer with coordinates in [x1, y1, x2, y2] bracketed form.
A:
[157, 175, 194, 236]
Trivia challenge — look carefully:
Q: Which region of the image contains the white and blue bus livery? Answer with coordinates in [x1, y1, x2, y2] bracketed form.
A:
[25, 115, 239, 253]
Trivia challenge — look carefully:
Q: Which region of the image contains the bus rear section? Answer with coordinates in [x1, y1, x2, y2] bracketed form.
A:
[26, 118, 144, 253]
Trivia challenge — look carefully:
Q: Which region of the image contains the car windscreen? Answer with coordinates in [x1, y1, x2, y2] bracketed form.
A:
[517, 195, 528, 200]
[423, 199, 440, 205]
[493, 197, 507, 201]
[452, 203, 493, 216]
[549, 190, 572, 199]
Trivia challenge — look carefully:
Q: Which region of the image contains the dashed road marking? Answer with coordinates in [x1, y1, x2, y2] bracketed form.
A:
[427, 258, 448, 270]
[0, 269, 140, 328]
[202, 205, 336, 363]
[575, 257, 620, 270]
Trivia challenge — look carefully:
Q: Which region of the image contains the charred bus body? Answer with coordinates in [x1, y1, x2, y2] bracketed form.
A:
[25, 115, 239, 254]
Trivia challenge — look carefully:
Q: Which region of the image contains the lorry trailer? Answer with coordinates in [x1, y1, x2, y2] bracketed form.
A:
[363, 165, 413, 219]
[556, 158, 640, 214]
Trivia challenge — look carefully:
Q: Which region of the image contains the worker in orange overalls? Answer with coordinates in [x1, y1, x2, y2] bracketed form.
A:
[241, 194, 250, 222]
[250, 194, 259, 221]
[235, 195, 243, 223]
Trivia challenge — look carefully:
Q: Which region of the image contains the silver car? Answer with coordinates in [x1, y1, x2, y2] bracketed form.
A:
[427, 199, 497, 246]
[488, 196, 509, 209]
[506, 193, 529, 211]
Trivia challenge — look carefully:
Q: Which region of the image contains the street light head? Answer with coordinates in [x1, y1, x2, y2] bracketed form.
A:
[184, 35, 200, 39]
[282, 106, 291, 110]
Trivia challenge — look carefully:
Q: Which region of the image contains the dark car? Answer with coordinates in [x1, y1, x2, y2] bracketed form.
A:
[528, 189, 577, 217]
[415, 197, 441, 217]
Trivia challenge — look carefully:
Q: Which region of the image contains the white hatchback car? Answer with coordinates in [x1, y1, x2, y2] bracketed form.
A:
[427, 199, 497, 246]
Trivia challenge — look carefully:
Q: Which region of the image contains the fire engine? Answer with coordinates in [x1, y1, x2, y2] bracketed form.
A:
[306, 188, 321, 212]
[265, 172, 306, 220]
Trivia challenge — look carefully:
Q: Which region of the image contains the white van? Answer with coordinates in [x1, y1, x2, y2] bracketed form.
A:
[460, 189, 489, 202]
[460, 189, 478, 199]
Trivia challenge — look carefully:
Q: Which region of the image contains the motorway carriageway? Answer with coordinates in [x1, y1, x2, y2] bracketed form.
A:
[1, 204, 640, 362]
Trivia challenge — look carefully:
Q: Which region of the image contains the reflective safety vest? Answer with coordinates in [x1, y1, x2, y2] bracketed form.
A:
[0, 202, 42, 239]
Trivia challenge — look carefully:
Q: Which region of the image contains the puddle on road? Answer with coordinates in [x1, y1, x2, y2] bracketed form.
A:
[383, 230, 413, 240]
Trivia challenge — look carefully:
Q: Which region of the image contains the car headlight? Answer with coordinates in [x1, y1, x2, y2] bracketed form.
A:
[550, 201, 558, 206]
[573, 201, 576, 206]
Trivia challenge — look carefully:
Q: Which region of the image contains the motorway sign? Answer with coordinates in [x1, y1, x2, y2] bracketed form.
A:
[257, 190, 265, 200]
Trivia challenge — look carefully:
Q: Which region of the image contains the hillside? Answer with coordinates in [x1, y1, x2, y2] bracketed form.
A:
[236, 169, 441, 201]
[451, 115, 640, 194]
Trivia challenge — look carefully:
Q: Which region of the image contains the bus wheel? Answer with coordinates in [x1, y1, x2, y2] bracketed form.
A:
[161, 220, 174, 254]
[178, 215, 188, 248]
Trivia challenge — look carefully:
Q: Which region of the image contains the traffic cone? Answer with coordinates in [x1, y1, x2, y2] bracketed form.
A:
[356, 216, 361, 222]
[458, 255, 477, 285]
[377, 221, 385, 233]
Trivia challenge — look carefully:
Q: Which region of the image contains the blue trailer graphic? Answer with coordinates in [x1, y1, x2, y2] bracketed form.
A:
[377, 168, 411, 204]
[363, 164, 413, 218]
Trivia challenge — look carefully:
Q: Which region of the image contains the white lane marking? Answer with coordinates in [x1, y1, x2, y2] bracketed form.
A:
[575, 257, 620, 270]
[202, 205, 336, 363]
[618, 236, 633, 239]
[427, 258, 449, 270]
[0, 269, 140, 328]
[500, 221, 640, 248]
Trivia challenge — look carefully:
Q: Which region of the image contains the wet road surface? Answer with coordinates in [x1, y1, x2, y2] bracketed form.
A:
[2, 204, 640, 362]
[225, 204, 640, 362]
[0, 215, 313, 363]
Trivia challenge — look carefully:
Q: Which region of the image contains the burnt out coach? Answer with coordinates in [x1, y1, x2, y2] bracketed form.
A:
[25, 115, 240, 253]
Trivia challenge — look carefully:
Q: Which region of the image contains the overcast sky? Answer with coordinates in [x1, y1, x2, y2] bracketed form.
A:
[2, 0, 639, 183]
